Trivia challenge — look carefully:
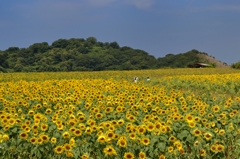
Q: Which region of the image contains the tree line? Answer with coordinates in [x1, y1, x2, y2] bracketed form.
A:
[0, 37, 211, 72]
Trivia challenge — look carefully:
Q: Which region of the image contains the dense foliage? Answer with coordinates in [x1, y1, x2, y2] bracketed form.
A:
[231, 61, 240, 69]
[0, 37, 209, 72]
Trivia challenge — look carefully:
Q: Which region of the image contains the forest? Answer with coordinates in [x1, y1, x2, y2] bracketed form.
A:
[0, 37, 213, 72]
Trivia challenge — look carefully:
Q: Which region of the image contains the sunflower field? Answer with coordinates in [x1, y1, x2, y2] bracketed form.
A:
[0, 68, 240, 159]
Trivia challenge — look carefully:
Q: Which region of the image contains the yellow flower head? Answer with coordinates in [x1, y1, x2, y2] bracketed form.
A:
[54, 146, 64, 154]
[103, 145, 117, 156]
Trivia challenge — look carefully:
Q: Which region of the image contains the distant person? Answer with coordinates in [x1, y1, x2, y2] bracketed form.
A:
[146, 77, 150, 81]
[134, 77, 138, 83]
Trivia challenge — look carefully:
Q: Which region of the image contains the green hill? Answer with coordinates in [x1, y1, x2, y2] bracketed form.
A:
[0, 37, 229, 72]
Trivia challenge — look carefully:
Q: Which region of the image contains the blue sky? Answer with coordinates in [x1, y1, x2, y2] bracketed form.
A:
[1, 0, 240, 64]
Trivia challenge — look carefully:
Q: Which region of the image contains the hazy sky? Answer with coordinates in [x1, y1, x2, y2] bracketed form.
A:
[1, 0, 240, 64]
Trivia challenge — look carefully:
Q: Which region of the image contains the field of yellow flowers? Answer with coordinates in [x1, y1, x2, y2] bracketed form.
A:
[0, 68, 240, 159]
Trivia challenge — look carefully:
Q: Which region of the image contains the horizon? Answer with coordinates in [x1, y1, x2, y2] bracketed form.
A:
[1, 0, 240, 64]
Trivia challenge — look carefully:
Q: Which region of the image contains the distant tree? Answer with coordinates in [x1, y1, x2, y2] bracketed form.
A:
[29, 42, 49, 53]
[6, 47, 20, 52]
[86, 37, 97, 45]
[52, 39, 68, 48]
[120, 46, 132, 51]
[0, 51, 9, 68]
[109, 41, 120, 49]
[231, 61, 240, 69]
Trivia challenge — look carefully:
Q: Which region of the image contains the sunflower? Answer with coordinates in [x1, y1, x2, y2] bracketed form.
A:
[188, 121, 196, 128]
[116, 106, 123, 112]
[155, 122, 161, 129]
[174, 140, 182, 148]
[78, 123, 86, 130]
[66, 151, 74, 158]
[69, 138, 76, 146]
[160, 126, 167, 133]
[81, 154, 89, 159]
[114, 134, 119, 140]
[141, 137, 150, 146]
[37, 138, 43, 144]
[159, 154, 166, 159]
[137, 125, 146, 135]
[62, 131, 70, 139]
[201, 118, 207, 124]
[117, 119, 125, 126]
[85, 127, 93, 134]
[29, 137, 37, 144]
[168, 146, 174, 153]
[34, 113, 42, 120]
[178, 147, 185, 154]
[168, 136, 176, 142]
[97, 135, 106, 144]
[33, 130, 38, 136]
[69, 127, 76, 133]
[32, 124, 39, 130]
[9, 118, 16, 125]
[3, 134, 9, 141]
[193, 129, 202, 137]
[45, 108, 52, 114]
[216, 144, 224, 152]
[229, 112, 235, 118]
[21, 124, 28, 130]
[106, 131, 115, 140]
[194, 117, 201, 122]
[73, 129, 82, 137]
[204, 132, 212, 141]
[194, 141, 200, 147]
[103, 145, 117, 156]
[19, 132, 28, 140]
[105, 107, 113, 113]
[41, 123, 48, 131]
[126, 125, 132, 132]
[25, 127, 31, 133]
[39, 134, 49, 142]
[78, 115, 86, 122]
[221, 120, 226, 125]
[232, 109, 238, 114]
[64, 143, 72, 151]
[218, 129, 225, 135]
[154, 130, 161, 136]
[95, 113, 103, 119]
[34, 119, 40, 125]
[185, 114, 194, 122]
[139, 151, 146, 159]
[124, 152, 134, 159]
[69, 119, 77, 127]
[117, 138, 127, 148]
[3, 125, 10, 131]
[51, 137, 57, 144]
[128, 115, 136, 122]
[54, 145, 64, 154]
[129, 133, 137, 140]
[108, 125, 115, 131]
[200, 149, 206, 156]
[212, 105, 220, 113]
[28, 110, 35, 116]
[210, 144, 217, 152]
[146, 122, 155, 132]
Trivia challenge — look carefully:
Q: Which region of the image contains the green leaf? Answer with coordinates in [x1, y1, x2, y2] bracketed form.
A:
[177, 130, 189, 140]
[11, 127, 18, 133]
[157, 142, 166, 152]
